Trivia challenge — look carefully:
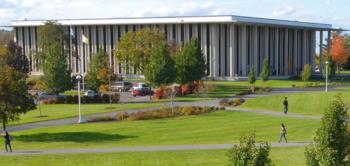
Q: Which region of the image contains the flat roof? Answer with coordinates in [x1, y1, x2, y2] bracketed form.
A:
[11, 15, 332, 29]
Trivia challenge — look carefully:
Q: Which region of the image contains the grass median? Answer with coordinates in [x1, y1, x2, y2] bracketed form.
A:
[10, 110, 319, 150]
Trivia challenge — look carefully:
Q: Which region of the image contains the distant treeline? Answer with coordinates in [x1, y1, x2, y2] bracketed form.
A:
[0, 29, 12, 45]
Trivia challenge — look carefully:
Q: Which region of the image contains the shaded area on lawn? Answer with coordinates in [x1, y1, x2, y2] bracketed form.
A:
[14, 132, 136, 143]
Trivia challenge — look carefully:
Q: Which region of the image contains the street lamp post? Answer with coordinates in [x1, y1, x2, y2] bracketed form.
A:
[76, 75, 82, 123]
[325, 61, 329, 92]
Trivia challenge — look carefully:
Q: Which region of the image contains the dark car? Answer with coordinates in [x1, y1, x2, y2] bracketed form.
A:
[131, 83, 153, 97]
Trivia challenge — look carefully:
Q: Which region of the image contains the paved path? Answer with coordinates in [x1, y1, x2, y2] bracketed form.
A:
[6, 87, 331, 132]
[0, 141, 312, 155]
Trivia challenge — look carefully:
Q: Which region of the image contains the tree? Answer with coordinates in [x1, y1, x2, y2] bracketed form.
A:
[144, 43, 176, 87]
[85, 49, 113, 93]
[300, 64, 312, 82]
[260, 58, 270, 83]
[0, 41, 35, 131]
[227, 133, 272, 166]
[248, 65, 256, 92]
[305, 95, 350, 166]
[115, 28, 166, 73]
[37, 21, 71, 94]
[174, 38, 206, 85]
[331, 33, 349, 72]
[323, 57, 336, 79]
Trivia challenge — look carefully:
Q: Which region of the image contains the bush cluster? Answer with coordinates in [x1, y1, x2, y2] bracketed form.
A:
[40, 93, 120, 104]
[87, 106, 223, 123]
[219, 98, 245, 107]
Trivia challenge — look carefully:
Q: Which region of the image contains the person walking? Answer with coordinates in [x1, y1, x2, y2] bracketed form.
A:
[3, 131, 12, 152]
[278, 123, 287, 143]
[283, 97, 288, 115]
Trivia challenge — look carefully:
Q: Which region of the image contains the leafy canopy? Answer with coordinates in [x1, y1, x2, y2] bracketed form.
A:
[115, 28, 166, 73]
[144, 43, 176, 87]
[37, 21, 72, 94]
[174, 38, 206, 84]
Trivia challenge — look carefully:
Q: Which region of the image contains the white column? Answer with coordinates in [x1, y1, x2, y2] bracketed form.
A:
[113, 25, 119, 74]
[184, 24, 190, 42]
[176, 24, 181, 45]
[293, 30, 298, 74]
[229, 24, 236, 77]
[201, 24, 208, 75]
[264, 27, 269, 62]
[91, 26, 97, 54]
[220, 24, 225, 76]
[253, 26, 259, 75]
[284, 28, 289, 75]
[241, 25, 247, 76]
[192, 24, 198, 38]
[310, 30, 316, 72]
[302, 30, 307, 67]
[209, 24, 219, 77]
[274, 28, 279, 76]
[106, 26, 112, 68]
[327, 30, 331, 60]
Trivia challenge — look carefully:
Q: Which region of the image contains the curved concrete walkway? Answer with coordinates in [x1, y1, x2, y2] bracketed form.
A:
[0, 141, 312, 155]
[6, 87, 329, 132]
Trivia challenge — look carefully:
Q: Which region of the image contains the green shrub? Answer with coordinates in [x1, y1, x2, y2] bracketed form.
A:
[64, 95, 74, 104]
[219, 98, 245, 107]
[305, 95, 350, 165]
[227, 133, 272, 166]
[301, 64, 312, 82]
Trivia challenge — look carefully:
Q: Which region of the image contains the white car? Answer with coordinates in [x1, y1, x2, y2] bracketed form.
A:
[84, 90, 98, 97]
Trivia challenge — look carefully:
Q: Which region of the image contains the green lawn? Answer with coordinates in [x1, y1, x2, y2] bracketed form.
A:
[241, 91, 350, 115]
[10, 111, 319, 150]
[0, 146, 306, 166]
[10, 103, 159, 125]
[209, 79, 350, 88]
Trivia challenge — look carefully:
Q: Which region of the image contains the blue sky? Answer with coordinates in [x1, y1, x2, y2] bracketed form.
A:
[0, 0, 349, 30]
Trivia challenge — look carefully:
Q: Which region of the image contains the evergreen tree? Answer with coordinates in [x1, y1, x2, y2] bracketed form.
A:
[144, 44, 176, 87]
[174, 38, 206, 84]
[248, 65, 256, 92]
[37, 21, 71, 94]
[260, 58, 270, 82]
[305, 95, 350, 166]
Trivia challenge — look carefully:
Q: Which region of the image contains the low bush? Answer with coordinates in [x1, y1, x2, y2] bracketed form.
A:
[236, 90, 252, 96]
[87, 115, 116, 123]
[88, 106, 223, 123]
[219, 98, 245, 107]
[40, 97, 65, 104]
[255, 87, 272, 93]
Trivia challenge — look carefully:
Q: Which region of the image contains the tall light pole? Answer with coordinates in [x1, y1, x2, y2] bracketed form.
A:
[76, 74, 82, 123]
[325, 61, 329, 92]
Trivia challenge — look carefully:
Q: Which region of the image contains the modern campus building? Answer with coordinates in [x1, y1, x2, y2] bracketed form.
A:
[11, 15, 334, 79]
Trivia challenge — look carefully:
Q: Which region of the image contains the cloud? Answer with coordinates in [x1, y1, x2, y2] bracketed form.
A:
[272, 5, 296, 16]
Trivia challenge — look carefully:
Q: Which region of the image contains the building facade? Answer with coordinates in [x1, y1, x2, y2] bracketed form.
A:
[11, 15, 333, 79]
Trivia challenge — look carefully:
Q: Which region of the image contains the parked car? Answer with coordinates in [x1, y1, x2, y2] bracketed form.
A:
[131, 83, 153, 97]
[38, 92, 64, 100]
[111, 81, 133, 92]
[84, 90, 99, 97]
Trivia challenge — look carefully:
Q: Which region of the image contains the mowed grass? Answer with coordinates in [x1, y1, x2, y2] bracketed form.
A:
[10, 103, 159, 125]
[241, 91, 350, 115]
[209, 79, 350, 88]
[0, 146, 306, 166]
[10, 111, 319, 150]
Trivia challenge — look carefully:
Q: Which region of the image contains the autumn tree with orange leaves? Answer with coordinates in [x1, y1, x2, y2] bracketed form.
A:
[331, 33, 349, 72]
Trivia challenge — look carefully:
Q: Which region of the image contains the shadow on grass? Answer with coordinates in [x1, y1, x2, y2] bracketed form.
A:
[14, 132, 136, 142]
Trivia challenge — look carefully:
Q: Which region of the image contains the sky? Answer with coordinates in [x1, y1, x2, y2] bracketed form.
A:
[0, 0, 349, 30]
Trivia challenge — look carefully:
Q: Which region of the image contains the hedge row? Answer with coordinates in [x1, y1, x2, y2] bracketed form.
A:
[41, 94, 120, 104]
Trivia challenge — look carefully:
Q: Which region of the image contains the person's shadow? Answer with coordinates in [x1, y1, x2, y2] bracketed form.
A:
[14, 132, 136, 142]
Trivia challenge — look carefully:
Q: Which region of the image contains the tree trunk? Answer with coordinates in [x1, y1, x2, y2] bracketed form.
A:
[2, 112, 6, 131]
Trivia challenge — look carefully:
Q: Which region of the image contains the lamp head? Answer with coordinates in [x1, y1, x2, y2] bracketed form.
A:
[76, 74, 82, 81]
